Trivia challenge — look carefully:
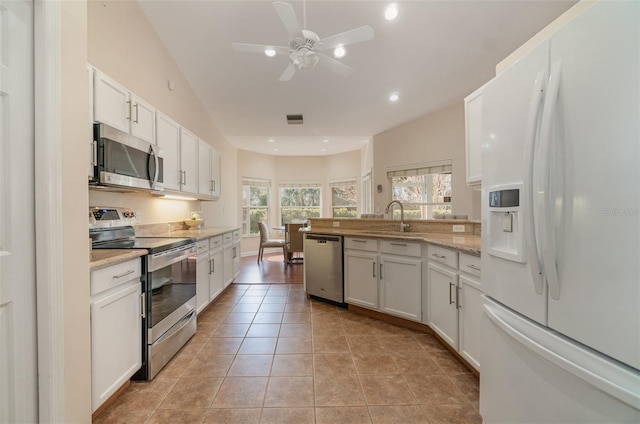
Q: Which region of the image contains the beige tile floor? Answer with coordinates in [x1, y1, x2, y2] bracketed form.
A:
[94, 284, 481, 424]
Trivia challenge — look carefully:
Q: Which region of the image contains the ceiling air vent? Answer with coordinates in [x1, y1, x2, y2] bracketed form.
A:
[287, 114, 304, 125]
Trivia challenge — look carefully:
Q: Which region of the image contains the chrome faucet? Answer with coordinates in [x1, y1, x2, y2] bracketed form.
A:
[385, 200, 410, 232]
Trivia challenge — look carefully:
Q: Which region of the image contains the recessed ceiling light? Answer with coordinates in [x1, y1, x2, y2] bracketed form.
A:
[320, 148, 327, 152]
[273, 148, 279, 152]
[264, 48, 277, 57]
[363, 139, 370, 143]
[268, 138, 275, 143]
[333, 45, 346, 58]
[389, 92, 400, 102]
[322, 139, 330, 143]
[385, 3, 398, 21]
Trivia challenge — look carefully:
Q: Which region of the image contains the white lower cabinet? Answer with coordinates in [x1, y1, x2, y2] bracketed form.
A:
[427, 245, 482, 371]
[344, 237, 422, 321]
[427, 262, 459, 348]
[90, 258, 142, 412]
[195, 235, 226, 313]
[344, 249, 379, 309]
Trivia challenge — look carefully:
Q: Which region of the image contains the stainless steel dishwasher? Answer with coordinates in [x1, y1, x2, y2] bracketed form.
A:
[304, 233, 344, 304]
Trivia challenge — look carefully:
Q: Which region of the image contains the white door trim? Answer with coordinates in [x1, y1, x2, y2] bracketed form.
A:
[34, 0, 65, 421]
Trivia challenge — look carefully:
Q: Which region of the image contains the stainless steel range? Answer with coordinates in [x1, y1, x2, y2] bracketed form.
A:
[90, 207, 197, 380]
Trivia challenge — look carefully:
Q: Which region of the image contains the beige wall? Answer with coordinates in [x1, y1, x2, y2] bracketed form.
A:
[372, 102, 480, 220]
[61, 1, 92, 422]
[87, 0, 238, 227]
[238, 150, 361, 255]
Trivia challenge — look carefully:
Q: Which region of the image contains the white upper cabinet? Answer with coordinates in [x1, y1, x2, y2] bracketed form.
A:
[179, 128, 198, 194]
[93, 69, 155, 144]
[198, 139, 222, 199]
[156, 112, 181, 191]
[129, 94, 155, 143]
[464, 82, 487, 187]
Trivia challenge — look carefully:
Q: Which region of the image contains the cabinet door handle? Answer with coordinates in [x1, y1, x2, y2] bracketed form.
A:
[449, 282, 454, 305]
[466, 264, 481, 271]
[91, 140, 98, 166]
[379, 263, 383, 279]
[113, 269, 135, 279]
[183, 170, 187, 185]
[140, 292, 146, 319]
[456, 285, 461, 309]
[126, 100, 132, 120]
[372, 261, 376, 278]
[133, 103, 139, 123]
[233, 247, 237, 258]
[211, 258, 215, 274]
[432, 253, 446, 259]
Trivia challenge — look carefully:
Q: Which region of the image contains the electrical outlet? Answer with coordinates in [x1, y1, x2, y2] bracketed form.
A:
[452, 224, 465, 233]
[333, 221, 340, 227]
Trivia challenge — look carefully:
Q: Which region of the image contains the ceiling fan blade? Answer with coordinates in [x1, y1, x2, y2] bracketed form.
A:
[317, 52, 354, 77]
[232, 43, 290, 55]
[273, 1, 304, 41]
[317, 25, 374, 50]
[279, 63, 296, 81]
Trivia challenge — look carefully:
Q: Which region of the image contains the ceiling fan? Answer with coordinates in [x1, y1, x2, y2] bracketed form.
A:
[232, 1, 374, 81]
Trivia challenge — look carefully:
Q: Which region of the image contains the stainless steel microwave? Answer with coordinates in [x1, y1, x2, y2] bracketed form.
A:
[90, 123, 164, 192]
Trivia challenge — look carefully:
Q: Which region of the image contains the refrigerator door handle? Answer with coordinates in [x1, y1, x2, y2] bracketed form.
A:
[538, 60, 562, 300]
[524, 70, 547, 295]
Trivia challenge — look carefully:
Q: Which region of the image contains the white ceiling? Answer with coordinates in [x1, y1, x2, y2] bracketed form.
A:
[138, 0, 576, 156]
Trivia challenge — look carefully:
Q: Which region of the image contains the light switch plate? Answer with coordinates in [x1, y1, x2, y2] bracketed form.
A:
[452, 224, 465, 233]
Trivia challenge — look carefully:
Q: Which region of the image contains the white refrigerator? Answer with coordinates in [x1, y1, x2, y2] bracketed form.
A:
[480, 1, 640, 422]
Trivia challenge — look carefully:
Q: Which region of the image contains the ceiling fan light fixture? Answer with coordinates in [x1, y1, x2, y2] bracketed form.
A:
[264, 48, 277, 57]
[290, 48, 319, 71]
[333, 45, 346, 58]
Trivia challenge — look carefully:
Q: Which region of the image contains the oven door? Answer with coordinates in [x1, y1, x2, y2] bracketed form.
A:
[147, 245, 197, 343]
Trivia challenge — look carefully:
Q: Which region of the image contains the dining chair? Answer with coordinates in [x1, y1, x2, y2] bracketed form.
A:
[257, 221, 287, 264]
[285, 223, 305, 263]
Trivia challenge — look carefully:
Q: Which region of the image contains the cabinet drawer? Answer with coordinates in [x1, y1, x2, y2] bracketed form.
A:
[210, 235, 223, 248]
[196, 239, 210, 253]
[91, 258, 141, 296]
[232, 230, 241, 241]
[459, 253, 481, 278]
[223, 232, 233, 243]
[344, 237, 378, 252]
[379, 240, 422, 257]
[428, 245, 458, 269]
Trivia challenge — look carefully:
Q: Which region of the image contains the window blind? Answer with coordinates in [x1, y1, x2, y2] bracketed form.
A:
[386, 160, 452, 178]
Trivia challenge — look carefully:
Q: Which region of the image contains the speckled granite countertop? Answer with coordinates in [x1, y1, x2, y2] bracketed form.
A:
[90, 249, 147, 271]
[141, 226, 240, 241]
[306, 229, 481, 256]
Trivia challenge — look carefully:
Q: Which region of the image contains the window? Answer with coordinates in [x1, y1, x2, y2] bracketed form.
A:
[361, 170, 372, 215]
[242, 178, 270, 236]
[388, 161, 452, 219]
[279, 183, 321, 225]
[331, 179, 357, 218]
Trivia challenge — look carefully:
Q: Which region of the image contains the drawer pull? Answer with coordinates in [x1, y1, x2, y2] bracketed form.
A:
[390, 243, 407, 247]
[352, 239, 367, 243]
[113, 269, 135, 279]
[466, 264, 481, 271]
[432, 253, 446, 259]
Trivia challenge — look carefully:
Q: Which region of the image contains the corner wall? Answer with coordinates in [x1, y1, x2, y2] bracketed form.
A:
[372, 102, 480, 220]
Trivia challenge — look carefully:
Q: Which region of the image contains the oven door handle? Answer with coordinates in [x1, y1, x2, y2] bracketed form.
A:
[149, 245, 196, 272]
[152, 310, 196, 346]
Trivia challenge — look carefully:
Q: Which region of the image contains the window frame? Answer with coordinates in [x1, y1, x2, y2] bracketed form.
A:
[387, 161, 453, 219]
[242, 178, 271, 236]
[279, 183, 322, 225]
[330, 179, 358, 218]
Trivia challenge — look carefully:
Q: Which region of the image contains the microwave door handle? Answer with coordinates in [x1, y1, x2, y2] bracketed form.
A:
[148, 144, 159, 190]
